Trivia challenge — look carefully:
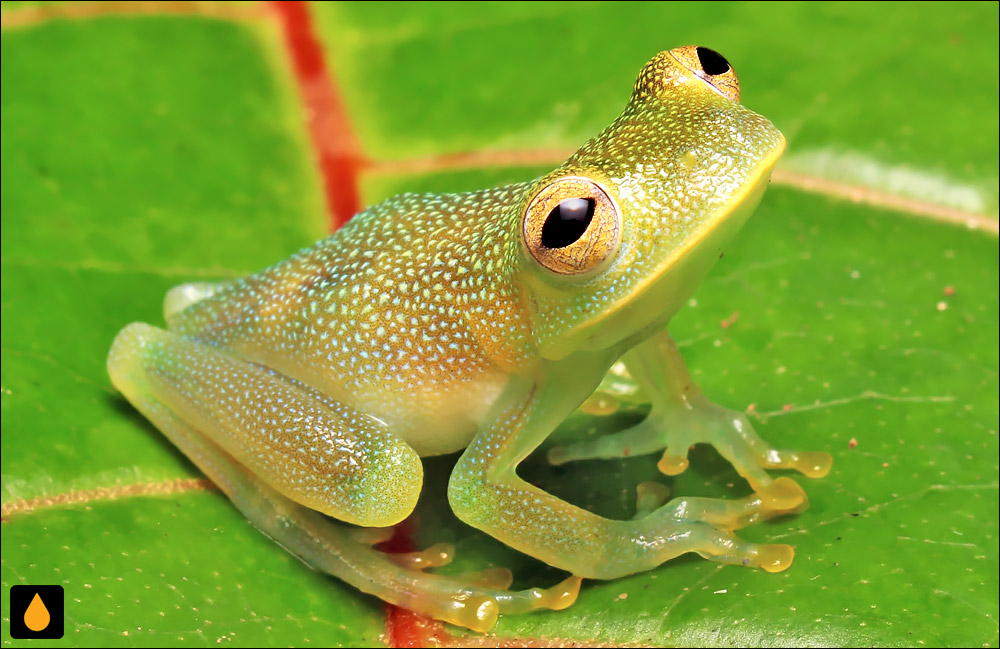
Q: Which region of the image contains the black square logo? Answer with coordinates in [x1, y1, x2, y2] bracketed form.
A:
[9, 585, 64, 639]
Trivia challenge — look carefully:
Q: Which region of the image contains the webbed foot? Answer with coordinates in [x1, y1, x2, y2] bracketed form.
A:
[551, 401, 830, 513]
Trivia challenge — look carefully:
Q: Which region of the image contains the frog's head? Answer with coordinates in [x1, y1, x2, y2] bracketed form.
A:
[517, 46, 786, 360]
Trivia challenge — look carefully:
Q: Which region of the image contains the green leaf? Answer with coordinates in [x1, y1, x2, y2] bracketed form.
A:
[2, 10, 382, 646]
[3, 2, 997, 648]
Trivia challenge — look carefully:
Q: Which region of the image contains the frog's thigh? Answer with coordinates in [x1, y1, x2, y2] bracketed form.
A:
[108, 322, 421, 527]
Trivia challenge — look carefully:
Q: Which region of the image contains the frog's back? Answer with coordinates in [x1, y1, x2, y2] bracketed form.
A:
[167, 186, 536, 455]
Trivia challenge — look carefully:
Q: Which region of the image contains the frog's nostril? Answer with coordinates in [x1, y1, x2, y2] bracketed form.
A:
[696, 47, 730, 76]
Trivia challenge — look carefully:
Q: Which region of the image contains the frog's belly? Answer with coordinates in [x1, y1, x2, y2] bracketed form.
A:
[328, 368, 510, 458]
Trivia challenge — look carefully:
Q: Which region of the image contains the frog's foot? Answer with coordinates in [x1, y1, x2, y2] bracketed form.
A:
[689, 530, 794, 574]
[490, 574, 582, 614]
[631, 479, 794, 531]
[312, 520, 582, 632]
[360, 545, 579, 630]
[549, 402, 831, 508]
[625, 493, 798, 574]
[657, 486, 803, 533]
[363, 560, 580, 631]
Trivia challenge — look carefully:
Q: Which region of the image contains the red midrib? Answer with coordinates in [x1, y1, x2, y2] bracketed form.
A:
[268, 2, 445, 646]
[269, 0, 364, 232]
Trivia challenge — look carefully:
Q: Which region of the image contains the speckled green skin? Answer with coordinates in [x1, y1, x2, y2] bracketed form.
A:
[108, 49, 830, 631]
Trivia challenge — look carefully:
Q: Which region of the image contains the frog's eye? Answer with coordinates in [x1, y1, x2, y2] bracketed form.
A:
[695, 47, 730, 75]
[669, 45, 741, 103]
[522, 177, 621, 276]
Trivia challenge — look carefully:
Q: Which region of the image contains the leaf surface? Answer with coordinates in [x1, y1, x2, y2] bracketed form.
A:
[2, 3, 997, 647]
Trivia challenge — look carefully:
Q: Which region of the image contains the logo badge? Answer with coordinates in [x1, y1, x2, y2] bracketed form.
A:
[9, 585, 64, 639]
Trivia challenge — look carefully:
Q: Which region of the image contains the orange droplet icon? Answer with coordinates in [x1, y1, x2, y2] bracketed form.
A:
[24, 592, 51, 632]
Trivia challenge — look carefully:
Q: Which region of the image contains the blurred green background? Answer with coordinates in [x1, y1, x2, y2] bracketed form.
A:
[2, 2, 997, 647]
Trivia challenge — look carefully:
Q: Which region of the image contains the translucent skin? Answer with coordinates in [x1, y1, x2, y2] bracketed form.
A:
[108, 47, 831, 632]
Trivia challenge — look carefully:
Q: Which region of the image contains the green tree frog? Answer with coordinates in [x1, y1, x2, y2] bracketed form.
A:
[108, 46, 832, 632]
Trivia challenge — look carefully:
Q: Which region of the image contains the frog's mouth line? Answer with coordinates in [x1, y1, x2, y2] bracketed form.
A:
[543, 134, 787, 359]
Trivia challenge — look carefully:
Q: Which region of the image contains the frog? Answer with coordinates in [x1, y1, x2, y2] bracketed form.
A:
[107, 46, 832, 632]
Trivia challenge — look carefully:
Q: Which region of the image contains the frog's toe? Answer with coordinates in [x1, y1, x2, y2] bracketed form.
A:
[545, 575, 583, 611]
[441, 595, 500, 634]
[486, 574, 582, 616]
[796, 450, 833, 478]
[526, 576, 583, 611]
[387, 542, 454, 570]
[757, 447, 833, 479]
[682, 524, 796, 573]
[757, 476, 808, 514]
[657, 448, 690, 476]
[466, 567, 514, 590]
[753, 543, 795, 573]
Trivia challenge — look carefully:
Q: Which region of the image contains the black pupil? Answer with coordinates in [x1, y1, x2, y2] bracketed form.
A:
[541, 197, 595, 249]
[696, 47, 730, 76]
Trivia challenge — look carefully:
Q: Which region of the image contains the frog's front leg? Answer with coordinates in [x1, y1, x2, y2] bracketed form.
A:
[549, 331, 832, 511]
[108, 324, 579, 632]
[448, 362, 799, 580]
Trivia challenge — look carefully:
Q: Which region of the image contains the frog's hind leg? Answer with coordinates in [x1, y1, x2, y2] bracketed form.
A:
[108, 323, 579, 631]
[109, 322, 421, 527]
